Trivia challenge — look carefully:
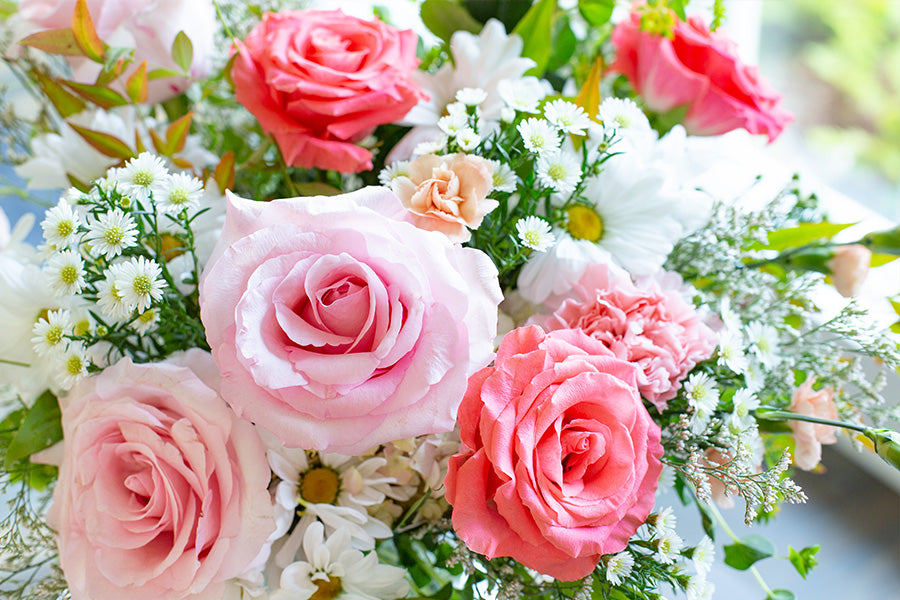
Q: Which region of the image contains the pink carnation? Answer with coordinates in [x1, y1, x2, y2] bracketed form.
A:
[445, 326, 663, 581]
[535, 263, 716, 411]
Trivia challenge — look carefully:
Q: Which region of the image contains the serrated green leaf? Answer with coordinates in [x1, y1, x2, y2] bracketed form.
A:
[578, 0, 615, 27]
[723, 534, 775, 570]
[5, 391, 62, 466]
[788, 545, 820, 579]
[769, 590, 795, 600]
[764, 221, 855, 251]
[171, 30, 193, 73]
[420, 0, 481, 43]
[512, 0, 556, 76]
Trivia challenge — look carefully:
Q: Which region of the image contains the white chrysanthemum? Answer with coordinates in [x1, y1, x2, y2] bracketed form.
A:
[497, 76, 548, 114]
[655, 530, 684, 564]
[488, 160, 518, 193]
[684, 372, 720, 433]
[115, 152, 169, 203]
[270, 522, 409, 600]
[692, 536, 715, 577]
[456, 87, 488, 106]
[31, 309, 72, 357]
[746, 321, 780, 369]
[650, 506, 677, 535]
[41, 199, 82, 249]
[157, 172, 204, 214]
[536, 151, 582, 193]
[516, 216, 554, 252]
[438, 112, 469, 136]
[604, 551, 634, 586]
[456, 127, 481, 151]
[133, 307, 160, 334]
[517, 118, 561, 155]
[729, 388, 759, 433]
[111, 256, 165, 313]
[378, 161, 411, 187]
[44, 250, 86, 297]
[55, 340, 89, 390]
[96, 271, 131, 319]
[717, 327, 749, 375]
[686, 574, 715, 600]
[86, 208, 138, 258]
[598, 97, 651, 132]
[543, 99, 592, 135]
[413, 136, 448, 156]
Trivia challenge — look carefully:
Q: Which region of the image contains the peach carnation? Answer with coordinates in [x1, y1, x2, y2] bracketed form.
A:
[789, 377, 838, 470]
[827, 244, 871, 298]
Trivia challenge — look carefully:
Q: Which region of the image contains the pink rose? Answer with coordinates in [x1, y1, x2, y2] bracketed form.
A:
[827, 244, 872, 297]
[18, 0, 216, 103]
[445, 326, 663, 580]
[609, 9, 792, 141]
[199, 187, 501, 455]
[47, 351, 275, 600]
[231, 10, 425, 173]
[391, 153, 497, 242]
[534, 264, 716, 411]
[789, 377, 838, 470]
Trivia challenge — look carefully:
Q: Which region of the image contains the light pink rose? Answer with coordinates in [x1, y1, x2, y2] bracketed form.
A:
[827, 244, 872, 297]
[445, 326, 663, 581]
[533, 263, 716, 411]
[789, 377, 838, 470]
[231, 10, 425, 173]
[199, 187, 501, 455]
[609, 9, 792, 141]
[391, 153, 497, 242]
[18, 0, 216, 103]
[47, 350, 276, 600]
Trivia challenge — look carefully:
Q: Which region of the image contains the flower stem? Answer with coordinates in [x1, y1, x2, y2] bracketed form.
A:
[706, 501, 774, 597]
[755, 407, 866, 433]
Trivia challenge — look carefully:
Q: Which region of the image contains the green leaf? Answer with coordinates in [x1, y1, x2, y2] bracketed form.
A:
[698, 500, 716, 540]
[125, 60, 148, 103]
[33, 70, 86, 118]
[769, 590, 796, 600]
[764, 222, 855, 251]
[871, 253, 899, 267]
[5, 391, 62, 466]
[578, 0, 615, 27]
[512, 0, 556, 75]
[0, 0, 17, 19]
[69, 123, 135, 159]
[420, 0, 481, 43]
[19, 28, 84, 56]
[669, 0, 688, 20]
[547, 14, 577, 72]
[171, 30, 193, 73]
[165, 112, 194, 154]
[295, 182, 343, 197]
[890, 321, 900, 335]
[788, 545, 820, 579]
[723, 534, 775, 570]
[72, 0, 105, 62]
[148, 67, 185, 80]
[62, 79, 129, 109]
[890, 295, 900, 317]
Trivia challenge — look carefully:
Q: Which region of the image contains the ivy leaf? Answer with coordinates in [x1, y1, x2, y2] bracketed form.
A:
[171, 30, 193, 73]
[788, 545, 820, 579]
[4, 391, 63, 467]
[512, 0, 556, 76]
[723, 534, 775, 570]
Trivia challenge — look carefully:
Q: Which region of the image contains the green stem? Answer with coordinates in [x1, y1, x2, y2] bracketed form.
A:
[0, 358, 30, 368]
[755, 408, 866, 434]
[706, 502, 773, 596]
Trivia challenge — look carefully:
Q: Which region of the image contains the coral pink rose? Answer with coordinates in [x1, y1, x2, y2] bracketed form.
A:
[231, 10, 425, 173]
[445, 326, 663, 580]
[17, 0, 215, 103]
[827, 244, 872, 297]
[199, 187, 501, 455]
[391, 153, 497, 242]
[534, 263, 715, 411]
[47, 351, 276, 600]
[789, 377, 838, 470]
[609, 9, 792, 141]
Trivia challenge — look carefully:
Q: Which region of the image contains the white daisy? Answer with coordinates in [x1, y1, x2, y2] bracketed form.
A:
[456, 87, 487, 106]
[650, 506, 677, 535]
[746, 321, 780, 369]
[497, 76, 548, 114]
[86, 208, 137, 259]
[488, 160, 518, 193]
[655, 530, 684, 564]
[691, 536, 715, 577]
[157, 172, 204, 215]
[111, 256, 165, 313]
[543, 99, 592, 135]
[44, 250, 86, 297]
[55, 340, 89, 390]
[31, 309, 72, 357]
[536, 150, 582, 193]
[729, 388, 759, 433]
[598, 97, 651, 132]
[517, 118, 561, 155]
[717, 327, 748, 375]
[438, 112, 469, 137]
[455, 127, 481, 151]
[132, 307, 160, 334]
[604, 551, 634, 586]
[41, 199, 82, 249]
[96, 270, 131, 319]
[684, 372, 720, 433]
[686, 574, 715, 600]
[114, 152, 169, 203]
[516, 216, 554, 252]
[378, 161, 411, 187]
[413, 135, 448, 156]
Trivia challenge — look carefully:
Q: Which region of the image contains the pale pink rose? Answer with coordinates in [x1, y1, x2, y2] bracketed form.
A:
[827, 244, 872, 297]
[199, 187, 501, 455]
[391, 153, 497, 242]
[47, 350, 276, 600]
[533, 263, 716, 411]
[18, 0, 216, 103]
[445, 326, 663, 581]
[789, 377, 838, 470]
[231, 10, 425, 173]
[609, 10, 792, 141]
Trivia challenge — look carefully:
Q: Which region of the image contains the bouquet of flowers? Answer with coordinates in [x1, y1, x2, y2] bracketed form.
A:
[1, 0, 899, 599]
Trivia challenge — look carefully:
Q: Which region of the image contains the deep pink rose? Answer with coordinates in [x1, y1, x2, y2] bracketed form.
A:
[534, 264, 715, 411]
[610, 10, 792, 141]
[47, 351, 275, 600]
[231, 10, 425, 173]
[199, 187, 501, 455]
[445, 326, 663, 580]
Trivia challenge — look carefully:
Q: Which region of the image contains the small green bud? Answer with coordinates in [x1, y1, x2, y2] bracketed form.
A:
[863, 428, 900, 471]
[96, 325, 109, 337]
[860, 225, 900, 255]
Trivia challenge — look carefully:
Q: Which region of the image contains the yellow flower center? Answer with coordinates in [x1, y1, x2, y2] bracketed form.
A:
[60, 264, 79, 285]
[138, 309, 157, 324]
[640, 2, 677, 37]
[310, 576, 343, 600]
[522, 230, 542, 247]
[547, 163, 567, 182]
[133, 169, 154, 186]
[104, 226, 124, 246]
[566, 205, 604, 242]
[65, 354, 83, 376]
[45, 325, 63, 346]
[299, 467, 341, 505]
[74, 319, 91, 337]
[56, 220, 73, 237]
[169, 188, 190, 206]
[133, 275, 153, 296]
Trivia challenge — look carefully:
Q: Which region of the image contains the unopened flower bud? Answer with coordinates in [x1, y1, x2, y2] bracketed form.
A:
[826, 244, 871, 297]
[864, 428, 900, 471]
[861, 225, 900, 255]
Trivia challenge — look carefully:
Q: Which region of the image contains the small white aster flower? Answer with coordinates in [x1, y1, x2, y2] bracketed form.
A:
[684, 372, 720, 414]
[455, 87, 488, 106]
[378, 161, 410, 186]
[744, 360, 766, 392]
[543, 99, 592, 135]
[446, 101, 468, 118]
[413, 136, 448, 156]
[112, 256, 166, 313]
[488, 160, 517, 193]
[115, 152, 169, 203]
[497, 77, 546, 113]
[692, 536, 715, 577]
[604, 551, 634, 586]
[650, 506, 677, 535]
[31, 309, 72, 357]
[45, 250, 86, 297]
[87, 208, 137, 259]
[729, 388, 759, 433]
[455, 127, 481, 151]
[438, 112, 469, 136]
[597, 97, 651, 131]
[41, 199, 82, 249]
[686, 573, 715, 600]
[655, 530, 684, 564]
[517, 118, 561, 155]
[516, 216, 554, 252]
[133, 307, 160, 334]
[96, 271, 131, 319]
[717, 327, 748, 375]
[158, 172, 204, 214]
[536, 151, 582, 193]
[56, 340, 89, 390]
[746, 321, 780, 369]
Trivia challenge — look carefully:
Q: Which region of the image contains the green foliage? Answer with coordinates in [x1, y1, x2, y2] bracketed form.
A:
[420, 0, 482, 43]
[578, 0, 615, 27]
[788, 545, 820, 579]
[761, 222, 854, 251]
[4, 391, 62, 467]
[512, 0, 557, 75]
[171, 31, 193, 74]
[723, 534, 775, 570]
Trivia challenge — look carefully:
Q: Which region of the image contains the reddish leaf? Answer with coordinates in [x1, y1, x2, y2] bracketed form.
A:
[126, 60, 148, 104]
[95, 58, 126, 86]
[69, 123, 134, 160]
[72, 0, 104, 63]
[19, 28, 83, 56]
[61, 80, 128, 109]
[171, 157, 193, 170]
[134, 129, 147, 154]
[214, 152, 235, 194]
[149, 129, 166, 155]
[165, 112, 193, 154]
[576, 57, 604, 122]
[33, 70, 85, 118]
